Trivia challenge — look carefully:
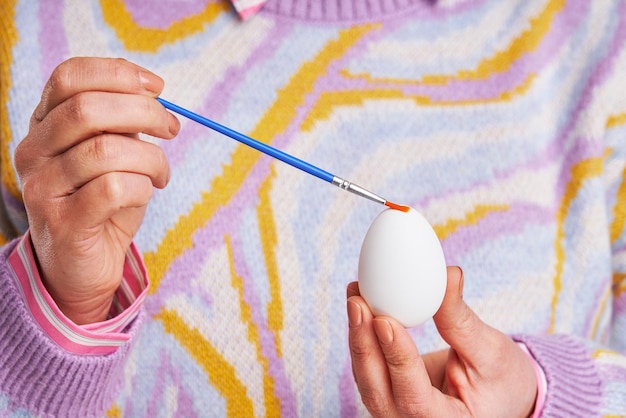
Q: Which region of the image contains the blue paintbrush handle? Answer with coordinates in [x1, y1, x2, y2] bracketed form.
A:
[157, 97, 335, 183]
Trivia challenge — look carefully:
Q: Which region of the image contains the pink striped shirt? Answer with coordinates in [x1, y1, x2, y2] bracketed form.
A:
[7, 231, 148, 355]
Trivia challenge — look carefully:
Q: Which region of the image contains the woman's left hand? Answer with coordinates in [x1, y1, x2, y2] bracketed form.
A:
[346, 266, 538, 418]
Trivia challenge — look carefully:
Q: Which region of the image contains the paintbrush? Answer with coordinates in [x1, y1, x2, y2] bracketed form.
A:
[157, 98, 408, 211]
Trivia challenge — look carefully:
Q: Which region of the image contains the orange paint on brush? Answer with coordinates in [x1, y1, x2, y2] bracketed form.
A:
[385, 201, 410, 212]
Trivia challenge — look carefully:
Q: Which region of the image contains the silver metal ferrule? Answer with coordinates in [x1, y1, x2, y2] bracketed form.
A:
[331, 176, 386, 205]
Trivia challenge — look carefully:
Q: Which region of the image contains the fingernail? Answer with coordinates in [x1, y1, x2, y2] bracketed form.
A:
[169, 113, 181, 136]
[139, 70, 161, 94]
[457, 267, 464, 297]
[373, 319, 393, 345]
[347, 300, 362, 328]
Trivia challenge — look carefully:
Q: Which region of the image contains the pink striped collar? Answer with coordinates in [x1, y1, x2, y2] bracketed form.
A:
[230, 0, 267, 19]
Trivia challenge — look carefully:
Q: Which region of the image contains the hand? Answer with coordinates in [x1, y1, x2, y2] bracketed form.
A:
[14, 57, 180, 324]
[346, 266, 538, 417]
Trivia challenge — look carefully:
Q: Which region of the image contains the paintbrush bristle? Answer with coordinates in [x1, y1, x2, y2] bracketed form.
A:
[384, 201, 410, 212]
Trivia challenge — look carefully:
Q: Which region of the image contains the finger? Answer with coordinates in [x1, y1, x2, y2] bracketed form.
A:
[26, 134, 170, 200]
[34, 57, 163, 122]
[346, 281, 360, 298]
[371, 316, 448, 417]
[60, 171, 154, 233]
[347, 295, 398, 417]
[433, 266, 500, 367]
[39, 92, 179, 155]
[16, 92, 179, 179]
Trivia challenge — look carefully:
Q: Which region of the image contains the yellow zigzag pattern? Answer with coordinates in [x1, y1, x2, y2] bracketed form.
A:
[0, 0, 20, 244]
[422, 0, 565, 85]
[312, 0, 565, 125]
[157, 306, 256, 417]
[301, 75, 536, 132]
[611, 166, 626, 245]
[304, 0, 554, 130]
[550, 157, 604, 333]
[143, 24, 378, 294]
[606, 112, 626, 129]
[257, 165, 284, 358]
[225, 233, 281, 417]
[340, 0, 564, 87]
[156, 234, 282, 417]
[143, 24, 378, 416]
[100, 0, 229, 52]
[614, 273, 626, 296]
[432, 204, 510, 241]
[602, 115, 626, 304]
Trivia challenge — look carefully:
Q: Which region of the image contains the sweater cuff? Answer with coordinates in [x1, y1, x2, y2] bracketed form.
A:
[0, 238, 142, 416]
[7, 231, 148, 355]
[513, 334, 603, 417]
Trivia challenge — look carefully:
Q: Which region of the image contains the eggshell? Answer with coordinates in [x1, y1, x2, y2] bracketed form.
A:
[358, 207, 447, 328]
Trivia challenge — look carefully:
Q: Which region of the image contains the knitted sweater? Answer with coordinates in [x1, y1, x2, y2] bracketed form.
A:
[1, 0, 626, 416]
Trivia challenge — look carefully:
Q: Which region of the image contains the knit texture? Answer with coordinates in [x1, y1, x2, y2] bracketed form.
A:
[262, 0, 428, 22]
[514, 334, 604, 417]
[0, 240, 141, 417]
[1, 0, 626, 416]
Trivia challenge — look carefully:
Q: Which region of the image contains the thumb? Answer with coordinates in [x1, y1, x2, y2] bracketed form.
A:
[433, 266, 500, 366]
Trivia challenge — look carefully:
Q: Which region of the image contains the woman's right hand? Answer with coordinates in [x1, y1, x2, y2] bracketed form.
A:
[14, 57, 180, 325]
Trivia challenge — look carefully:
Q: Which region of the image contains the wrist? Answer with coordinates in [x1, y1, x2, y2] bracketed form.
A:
[31, 241, 125, 325]
[38, 265, 121, 325]
[50, 292, 116, 324]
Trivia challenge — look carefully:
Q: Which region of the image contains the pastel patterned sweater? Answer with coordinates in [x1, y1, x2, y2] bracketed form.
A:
[1, 0, 626, 416]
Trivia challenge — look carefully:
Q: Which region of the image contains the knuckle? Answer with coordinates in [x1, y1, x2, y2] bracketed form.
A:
[99, 172, 152, 205]
[21, 177, 45, 211]
[395, 392, 424, 417]
[440, 303, 480, 337]
[383, 346, 415, 370]
[349, 336, 372, 360]
[65, 93, 96, 127]
[99, 172, 125, 203]
[85, 135, 117, 164]
[13, 141, 31, 176]
[111, 57, 129, 81]
[360, 390, 394, 417]
[49, 59, 76, 93]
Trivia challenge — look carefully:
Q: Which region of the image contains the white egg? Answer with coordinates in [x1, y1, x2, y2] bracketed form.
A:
[358, 207, 447, 328]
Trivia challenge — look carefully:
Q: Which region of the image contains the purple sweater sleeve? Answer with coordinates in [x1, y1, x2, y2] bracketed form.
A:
[0, 238, 142, 417]
[514, 334, 606, 417]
